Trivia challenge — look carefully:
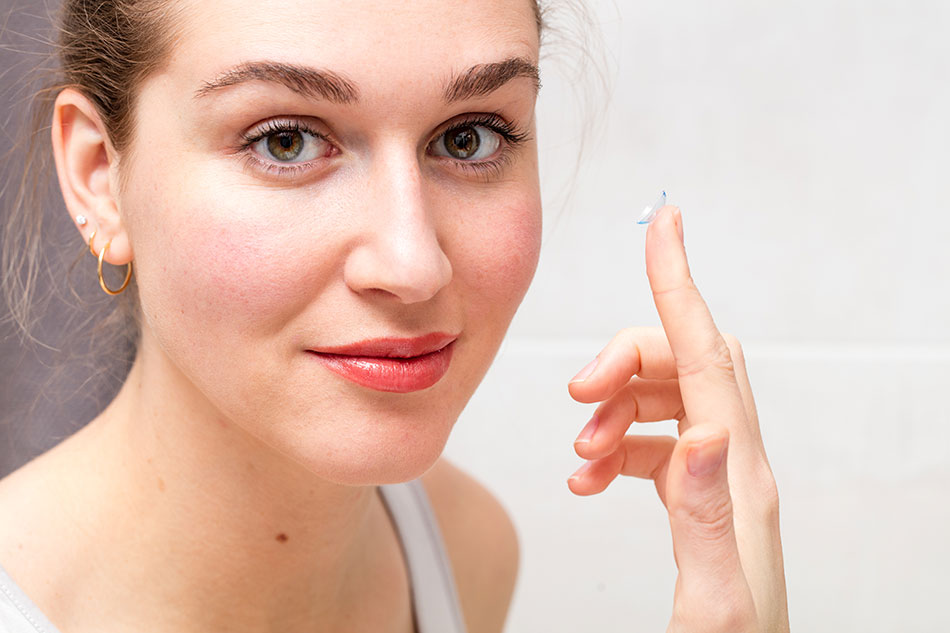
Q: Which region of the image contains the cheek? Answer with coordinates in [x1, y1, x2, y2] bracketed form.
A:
[130, 196, 336, 345]
[455, 197, 542, 317]
[186, 217, 298, 326]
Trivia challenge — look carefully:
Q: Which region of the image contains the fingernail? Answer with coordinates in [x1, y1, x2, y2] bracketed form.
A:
[686, 435, 727, 478]
[673, 207, 684, 243]
[637, 190, 667, 225]
[574, 415, 600, 444]
[568, 460, 594, 481]
[570, 357, 599, 383]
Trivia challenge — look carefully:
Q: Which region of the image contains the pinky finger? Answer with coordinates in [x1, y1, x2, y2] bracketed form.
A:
[567, 435, 676, 497]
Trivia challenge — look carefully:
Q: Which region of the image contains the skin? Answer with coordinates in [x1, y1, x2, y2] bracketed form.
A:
[0, 0, 789, 631]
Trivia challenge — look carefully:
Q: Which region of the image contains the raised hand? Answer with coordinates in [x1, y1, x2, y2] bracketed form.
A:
[566, 206, 789, 633]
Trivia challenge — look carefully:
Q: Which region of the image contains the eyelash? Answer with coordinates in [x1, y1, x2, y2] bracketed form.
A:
[430, 114, 531, 179]
[236, 114, 531, 180]
[238, 119, 332, 178]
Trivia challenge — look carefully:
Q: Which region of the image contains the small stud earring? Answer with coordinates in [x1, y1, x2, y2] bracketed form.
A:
[76, 215, 88, 226]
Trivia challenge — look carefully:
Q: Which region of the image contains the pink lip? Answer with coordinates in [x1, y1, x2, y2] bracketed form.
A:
[307, 333, 457, 393]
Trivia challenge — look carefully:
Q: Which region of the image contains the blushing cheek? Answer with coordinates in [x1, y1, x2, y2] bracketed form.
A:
[468, 199, 542, 319]
[137, 203, 314, 342]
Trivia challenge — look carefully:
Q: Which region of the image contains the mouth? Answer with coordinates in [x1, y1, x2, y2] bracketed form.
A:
[306, 333, 457, 393]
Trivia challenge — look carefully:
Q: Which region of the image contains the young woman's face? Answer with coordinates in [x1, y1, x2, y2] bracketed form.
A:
[118, 0, 542, 483]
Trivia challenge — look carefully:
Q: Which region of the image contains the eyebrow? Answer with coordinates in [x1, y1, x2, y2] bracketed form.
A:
[195, 61, 360, 103]
[194, 57, 540, 104]
[443, 57, 541, 103]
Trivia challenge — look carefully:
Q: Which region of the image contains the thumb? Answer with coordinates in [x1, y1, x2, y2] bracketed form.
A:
[666, 426, 756, 630]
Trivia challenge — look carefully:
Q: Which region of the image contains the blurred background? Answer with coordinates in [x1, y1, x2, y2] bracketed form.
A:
[2, 0, 949, 631]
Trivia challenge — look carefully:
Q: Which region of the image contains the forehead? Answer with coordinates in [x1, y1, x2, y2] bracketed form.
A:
[166, 0, 539, 96]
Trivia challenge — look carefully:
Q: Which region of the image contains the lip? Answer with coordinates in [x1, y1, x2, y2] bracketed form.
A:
[307, 333, 458, 393]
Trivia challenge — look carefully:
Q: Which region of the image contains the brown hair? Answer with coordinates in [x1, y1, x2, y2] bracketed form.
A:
[2, 0, 186, 339]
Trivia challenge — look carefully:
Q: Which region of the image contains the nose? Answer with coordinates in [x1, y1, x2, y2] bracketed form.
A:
[342, 150, 453, 304]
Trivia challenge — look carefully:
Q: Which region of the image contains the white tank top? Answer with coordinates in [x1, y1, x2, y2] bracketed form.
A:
[0, 479, 467, 633]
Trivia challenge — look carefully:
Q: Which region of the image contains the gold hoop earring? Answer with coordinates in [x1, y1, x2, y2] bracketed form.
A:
[88, 228, 98, 256]
[97, 239, 133, 296]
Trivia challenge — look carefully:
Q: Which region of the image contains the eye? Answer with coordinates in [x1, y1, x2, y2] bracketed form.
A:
[247, 123, 330, 164]
[432, 124, 502, 161]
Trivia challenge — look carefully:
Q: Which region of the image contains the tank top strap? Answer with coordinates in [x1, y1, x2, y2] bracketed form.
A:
[0, 564, 60, 632]
[377, 480, 468, 633]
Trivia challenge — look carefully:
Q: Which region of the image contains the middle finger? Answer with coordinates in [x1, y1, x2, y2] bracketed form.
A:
[574, 378, 684, 460]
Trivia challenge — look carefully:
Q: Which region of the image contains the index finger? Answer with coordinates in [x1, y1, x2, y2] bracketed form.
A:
[645, 206, 746, 431]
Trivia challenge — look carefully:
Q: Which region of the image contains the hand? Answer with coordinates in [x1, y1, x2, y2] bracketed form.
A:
[566, 206, 789, 633]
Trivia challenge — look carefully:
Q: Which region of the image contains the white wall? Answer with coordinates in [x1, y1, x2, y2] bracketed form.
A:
[443, 1, 950, 631]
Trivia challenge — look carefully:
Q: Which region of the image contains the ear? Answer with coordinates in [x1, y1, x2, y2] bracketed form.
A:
[51, 88, 133, 265]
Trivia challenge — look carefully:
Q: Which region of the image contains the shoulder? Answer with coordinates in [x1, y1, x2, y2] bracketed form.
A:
[419, 457, 520, 633]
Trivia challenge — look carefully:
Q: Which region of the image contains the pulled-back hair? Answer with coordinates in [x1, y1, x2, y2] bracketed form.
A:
[2, 0, 185, 344]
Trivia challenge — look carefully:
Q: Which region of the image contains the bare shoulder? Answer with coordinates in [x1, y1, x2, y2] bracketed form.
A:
[420, 457, 520, 633]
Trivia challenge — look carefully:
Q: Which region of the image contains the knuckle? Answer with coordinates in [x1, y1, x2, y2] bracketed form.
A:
[616, 326, 637, 341]
[614, 326, 662, 351]
[651, 274, 697, 300]
[675, 334, 736, 379]
[616, 325, 648, 340]
[671, 589, 758, 633]
[756, 471, 781, 518]
[738, 461, 782, 521]
[712, 603, 759, 633]
[694, 496, 736, 540]
[610, 327, 640, 358]
[672, 493, 735, 542]
[722, 333, 746, 363]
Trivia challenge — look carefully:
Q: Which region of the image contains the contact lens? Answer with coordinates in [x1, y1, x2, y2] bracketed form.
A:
[637, 191, 667, 225]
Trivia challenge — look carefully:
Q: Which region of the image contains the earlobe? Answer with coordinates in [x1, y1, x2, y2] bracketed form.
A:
[51, 88, 133, 265]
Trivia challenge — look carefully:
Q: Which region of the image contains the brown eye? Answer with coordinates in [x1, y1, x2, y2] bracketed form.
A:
[250, 125, 329, 164]
[434, 124, 501, 161]
[445, 126, 480, 159]
[267, 131, 304, 161]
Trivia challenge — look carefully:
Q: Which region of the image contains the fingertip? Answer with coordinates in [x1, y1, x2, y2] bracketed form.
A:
[566, 476, 589, 496]
[685, 433, 728, 479]
[645, 205, 679, 240]
[566, 467, 598, 496]
[567, 452, 624, 496]
[664, 426, 731, 499]
[568, 358, 606, 403]
[569, 357, 599, 383]
[567, 380, 605, 404]
[672, 207, 684, 243]
[566, 474, 606, 497]
[645, 207, 687, 281]
[574, 434, 619, 461]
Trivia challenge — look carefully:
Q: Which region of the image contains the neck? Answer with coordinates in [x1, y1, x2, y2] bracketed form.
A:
[36, 334, 409, 632]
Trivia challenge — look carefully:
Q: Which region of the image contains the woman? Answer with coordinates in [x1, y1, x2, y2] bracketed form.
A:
[0, 0, 788, 631]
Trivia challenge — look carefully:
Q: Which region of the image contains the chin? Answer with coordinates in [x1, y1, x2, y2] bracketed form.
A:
[266, 401, 462, 487]
[306, 431, 451, 487]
